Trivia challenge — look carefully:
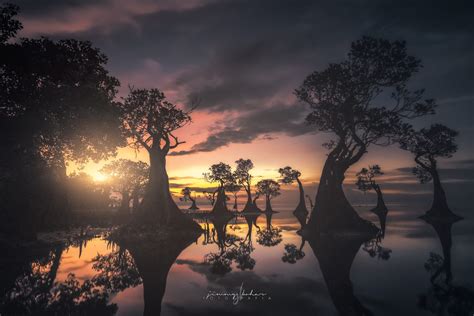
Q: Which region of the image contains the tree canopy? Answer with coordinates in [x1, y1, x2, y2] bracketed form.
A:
[117, 88, 192, 155]
[400, 124, 458, 183]
[355, 165, 383, 192]
[296, 37, 436, 168]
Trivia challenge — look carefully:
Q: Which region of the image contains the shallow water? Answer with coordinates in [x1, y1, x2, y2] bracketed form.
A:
[1, 205, 474, 316]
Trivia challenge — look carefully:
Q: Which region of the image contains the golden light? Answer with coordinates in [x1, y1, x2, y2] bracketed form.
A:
[92, 172, 108, 182]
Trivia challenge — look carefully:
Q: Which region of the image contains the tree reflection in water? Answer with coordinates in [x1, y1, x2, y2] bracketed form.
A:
[0, 245, 118, 316]
[418, 217, 474, 316]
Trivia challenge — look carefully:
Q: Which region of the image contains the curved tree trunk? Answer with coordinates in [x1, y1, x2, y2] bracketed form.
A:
[371, 185, 388, 236]
[211, 186, 230, 216]
[427, 168, 452, 217]
[307, 155, 376, 234]
[264, 195, 273, 213]
[294, 178, 308, 214]
[242, 185, 256, 213]
[137, 150, 193, 228]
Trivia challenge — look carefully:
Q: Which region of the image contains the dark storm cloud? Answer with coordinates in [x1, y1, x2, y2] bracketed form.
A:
[15, 0, 474, 155]
[170, 103, 313, 155]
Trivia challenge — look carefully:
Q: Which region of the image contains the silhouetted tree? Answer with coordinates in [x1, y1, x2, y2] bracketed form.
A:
[100, 159, 149, 217]
[1, 5, 124, 238]
[256, 179, 280, 213]
[400, 124, 459, 218]
[279, 166, 307, 214]
[117, 88, 197, 228]
[296, 37, 436, 233]
[356, 165, 388, 234]
[204, 162, 233, 216]
[225, 180, 241, 211]
[203, 191, 216, 206]
[418, 216, 473, 315]
[234, 158, 258, 213]
[180, 187, 199, 210]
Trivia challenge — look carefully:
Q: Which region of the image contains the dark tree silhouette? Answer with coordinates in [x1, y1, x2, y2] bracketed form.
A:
[256, 179, 280, 213]
[100, 159, 149, 217]
[1, 5, 124, 239]
[204, 162, 233, 216]
[282, 243, 306, 264]
[180, 187, 199, 210]
[296, 37, 436, 233]
[111, 229, 198, 316]
[400, 124, 460, 219]
[279, 166, 308, 214]
[356, 165, 388, 234]
[418, 216, 473, 315]
[307, 234, 374, 315]
[117, 88, 196, 228]
[225, 180, 242, 211]
[234, 158, 259, 213]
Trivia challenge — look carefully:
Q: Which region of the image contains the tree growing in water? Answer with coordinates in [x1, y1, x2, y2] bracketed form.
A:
[400, 124, 460, 219]
[295, 37, 436, 233]
[100, 159, 149, 216]
[180, 187, 199, 210]
[234, 158, 258, 213]
[356, 165, 388, 234]
[225, 180, 241, 211]
[255, 179, 280, 213]
[279, 166, 307, 214]
[203, 162, 233, 216]
[117, 88, 195, 228]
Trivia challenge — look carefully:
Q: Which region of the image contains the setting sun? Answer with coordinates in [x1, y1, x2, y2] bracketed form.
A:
[92, 173, 108, 182]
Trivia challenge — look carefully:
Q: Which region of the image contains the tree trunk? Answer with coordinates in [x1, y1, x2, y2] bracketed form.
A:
[211, 186, 230, 216]
[137, 150, 192, 227]
[306, 156, 377, 234]
[427, 168, 452, 217]
[371, 185, 388, 236]
[264, 195, 273, 213]
[242, 185, 255, 213]
[295, 178, 308, 214]
[233, 195, 238, 211]
[119, 191, 130, 215]
[189, 197, 199, 210]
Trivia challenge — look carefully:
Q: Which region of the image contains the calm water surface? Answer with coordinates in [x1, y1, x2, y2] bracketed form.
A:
[1, 205, 474, 315]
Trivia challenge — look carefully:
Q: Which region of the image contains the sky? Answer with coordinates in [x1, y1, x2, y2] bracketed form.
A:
[12, 0, 474, 207]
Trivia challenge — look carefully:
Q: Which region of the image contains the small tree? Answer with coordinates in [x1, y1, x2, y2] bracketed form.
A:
[117, 88, 195, 227]
[256, 179, 280, 213]
[180, 187, 199, 210]
[279, 166, 307, 214]
[234, 158, 257, 212]
[100, 159, 149, 216]
[225, 181, 241, 211]
[400, 124, 459, 218]
[356, 165, 387, 211]
[203, 162, 233, 216]
[296, 37, 436, 232]
[356, 165, 388, 235]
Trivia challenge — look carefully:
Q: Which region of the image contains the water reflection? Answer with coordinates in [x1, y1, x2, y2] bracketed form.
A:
[418, 217, 474, 315]
[1, 208, 474, 315]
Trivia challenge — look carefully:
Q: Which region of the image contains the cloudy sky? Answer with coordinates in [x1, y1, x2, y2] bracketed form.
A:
[12, 0, 474, 206]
